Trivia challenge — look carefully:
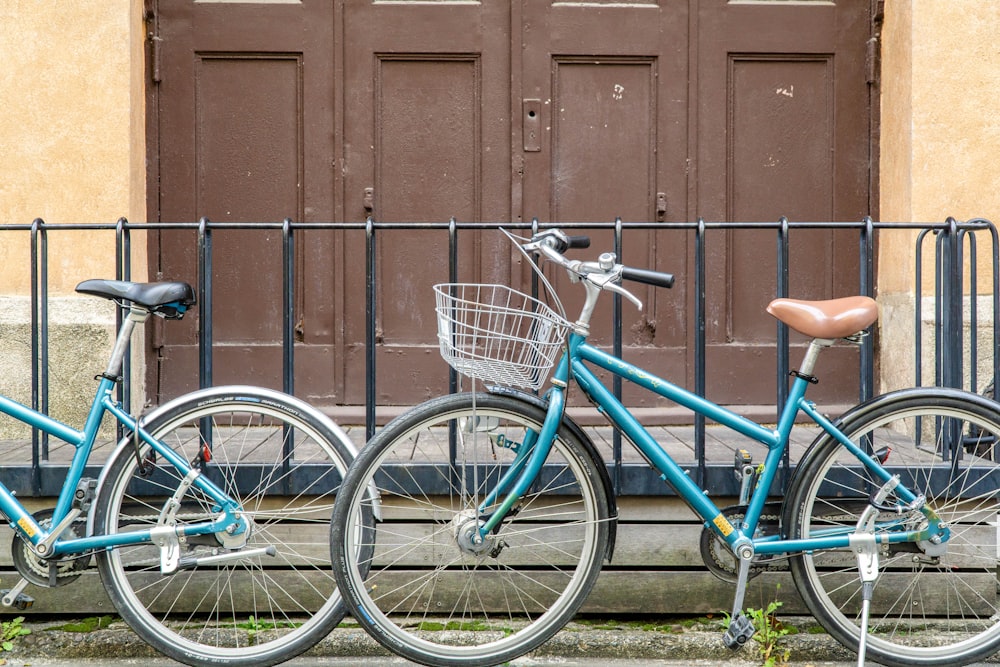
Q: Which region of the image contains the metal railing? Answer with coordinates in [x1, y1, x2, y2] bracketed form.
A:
[3, 216, 996, 496]
[915, 218, 1000, 395]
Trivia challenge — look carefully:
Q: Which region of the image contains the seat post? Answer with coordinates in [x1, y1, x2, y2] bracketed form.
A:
[798, 338, 836, 379]
[104, 307, 150, 380]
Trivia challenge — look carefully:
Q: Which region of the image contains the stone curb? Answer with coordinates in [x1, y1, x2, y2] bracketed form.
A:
[2, 616, 862, 664]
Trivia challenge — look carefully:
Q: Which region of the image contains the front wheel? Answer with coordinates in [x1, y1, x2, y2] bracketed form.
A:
[786, 389, 1000, 667]
[332, 392, 611, 667]
[94, 386, 358, 667]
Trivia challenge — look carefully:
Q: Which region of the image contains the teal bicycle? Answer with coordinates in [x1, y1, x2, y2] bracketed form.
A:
[0, 279, 359, 667]
[332, 228, 1000, 667]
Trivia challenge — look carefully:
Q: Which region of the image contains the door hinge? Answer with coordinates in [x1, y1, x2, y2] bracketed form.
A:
[865, 36, 880, 84]
[145, 8, 162, 85]
[149, 34, 162, 84]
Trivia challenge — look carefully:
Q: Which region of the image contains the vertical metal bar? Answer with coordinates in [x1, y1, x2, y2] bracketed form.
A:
[914, 229, 932, 387]
[282, 218, 295, 396]
[197, 217, 213, 389]
[365, 217, 377, 442]
[612, 218, 623, 495]
[694, 218, 706, 487]
[989, 221, 1000, 404]
[115, 217, 131, 441]
[938, 219, 963, 464]
[964, 229, 978, 393]
[776, 217, 790, 487]
[40, 222, 50, 463]
[448, 218, 458, 396]
[280, 217, 294, 494]
[529, 218, 540, 301]
[859, 216, 875, 402]
[934, 230, 944, 388]
[943, 218, 963, 393]
[29, 218, 42, 495]
[197, 217, 213, 450]
[775, 217, 789, 413]
[447, 218, 458, 479]
[983, 219, 1000, 404]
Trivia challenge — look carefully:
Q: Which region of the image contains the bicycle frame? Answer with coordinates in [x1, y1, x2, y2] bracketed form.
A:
[478, 331, 943, 556]
[0, 362, 242, 559]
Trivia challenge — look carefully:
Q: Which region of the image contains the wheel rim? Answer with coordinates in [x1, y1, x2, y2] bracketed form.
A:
[99, 402, 348, 662]
[796, 402, 1000, 662]
[340, 402, 605, 662]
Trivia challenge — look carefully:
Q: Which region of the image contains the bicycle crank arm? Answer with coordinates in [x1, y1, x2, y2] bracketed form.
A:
[0, 577, 33, 610]
[176, 545, 276, 571]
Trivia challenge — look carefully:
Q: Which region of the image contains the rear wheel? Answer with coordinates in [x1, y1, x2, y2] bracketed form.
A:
[332, 391, 611, 667]
[787, 389, 1000, 667]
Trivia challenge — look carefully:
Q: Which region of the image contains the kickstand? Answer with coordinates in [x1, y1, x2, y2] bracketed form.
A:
[851, 529, 878, 667]
[851, 482, 892, 667]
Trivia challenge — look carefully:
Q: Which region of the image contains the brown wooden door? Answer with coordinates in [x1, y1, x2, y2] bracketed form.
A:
[696, 0, 871, 406]
[149, 0, 339, 403]
[149, 0, 873, 410]
[338, 1, 513, 405]
[517, 1, 691, 408]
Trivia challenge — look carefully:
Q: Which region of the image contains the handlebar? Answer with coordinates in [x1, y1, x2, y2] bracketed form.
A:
[621, 266, 675, 289]
[522, 229, 674, 288]
[523, 228, 675, 305]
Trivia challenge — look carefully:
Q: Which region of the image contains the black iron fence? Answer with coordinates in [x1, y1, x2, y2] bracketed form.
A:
[4, 216, 997, 496]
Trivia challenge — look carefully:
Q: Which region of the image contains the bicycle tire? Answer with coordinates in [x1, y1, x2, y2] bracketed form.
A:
[332, 391, 611, 667]
[785, 388, 1000, 667]
[93, 386, 359, 667]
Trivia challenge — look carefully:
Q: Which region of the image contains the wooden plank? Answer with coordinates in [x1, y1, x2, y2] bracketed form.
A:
[5, 566, 991, 618]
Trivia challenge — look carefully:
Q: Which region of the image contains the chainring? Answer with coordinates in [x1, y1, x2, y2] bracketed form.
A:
[698, 503, 786, 583]
[11, 508, 92, 586]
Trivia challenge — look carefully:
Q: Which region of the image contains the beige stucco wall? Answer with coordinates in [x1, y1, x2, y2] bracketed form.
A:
[0, 1, 147, 428]
[879, 1, 1000, 394]
[0, 1, 147, 289]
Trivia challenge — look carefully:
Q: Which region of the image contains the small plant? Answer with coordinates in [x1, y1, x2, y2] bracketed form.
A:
[744, 599, 791, 667]
[719, 596, 792, 667]
[240, 616, 298, 644]
[0, 616, 30, 651]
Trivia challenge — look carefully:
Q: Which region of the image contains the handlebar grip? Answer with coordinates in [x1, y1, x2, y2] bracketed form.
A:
[621, 266, 675, 289]
[565, 235, 591, 249]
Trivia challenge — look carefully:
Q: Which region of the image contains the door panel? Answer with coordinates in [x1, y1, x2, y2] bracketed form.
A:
[151, 0, 337, 402]
[340, 2, 512, 405]
[519, 1, 690, 406]
[697, 0, 870, 406]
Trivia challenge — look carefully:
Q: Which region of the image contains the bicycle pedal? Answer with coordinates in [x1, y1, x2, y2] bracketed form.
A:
[0, 590, 34, 611]
[722, 613, 754, 650]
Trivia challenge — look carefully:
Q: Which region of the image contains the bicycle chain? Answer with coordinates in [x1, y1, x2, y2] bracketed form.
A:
[11, 510, 91, 586]
[698, 503, 788, 583]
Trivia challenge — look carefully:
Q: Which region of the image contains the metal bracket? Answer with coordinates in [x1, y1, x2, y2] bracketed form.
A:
[150, 525, 181, 574]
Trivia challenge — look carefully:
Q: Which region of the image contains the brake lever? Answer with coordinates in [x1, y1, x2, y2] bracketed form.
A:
[605, 280, 643, 311]
[582, 268, 643, 311]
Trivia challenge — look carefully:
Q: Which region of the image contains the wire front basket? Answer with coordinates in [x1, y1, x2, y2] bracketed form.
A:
[434, 283, 569, 390]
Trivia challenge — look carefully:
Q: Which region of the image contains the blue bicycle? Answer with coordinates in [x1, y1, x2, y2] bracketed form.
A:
[0, 279, 360, 667]
[332, 228, 1000, 667]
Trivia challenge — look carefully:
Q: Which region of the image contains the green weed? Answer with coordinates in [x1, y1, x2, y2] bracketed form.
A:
[239, 616, 299, 644]
[743, 599, 792, 667]
[0, 616, 30, 651]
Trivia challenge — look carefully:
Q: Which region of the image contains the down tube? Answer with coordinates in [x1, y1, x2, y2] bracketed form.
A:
[570, 356, 740, 543]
